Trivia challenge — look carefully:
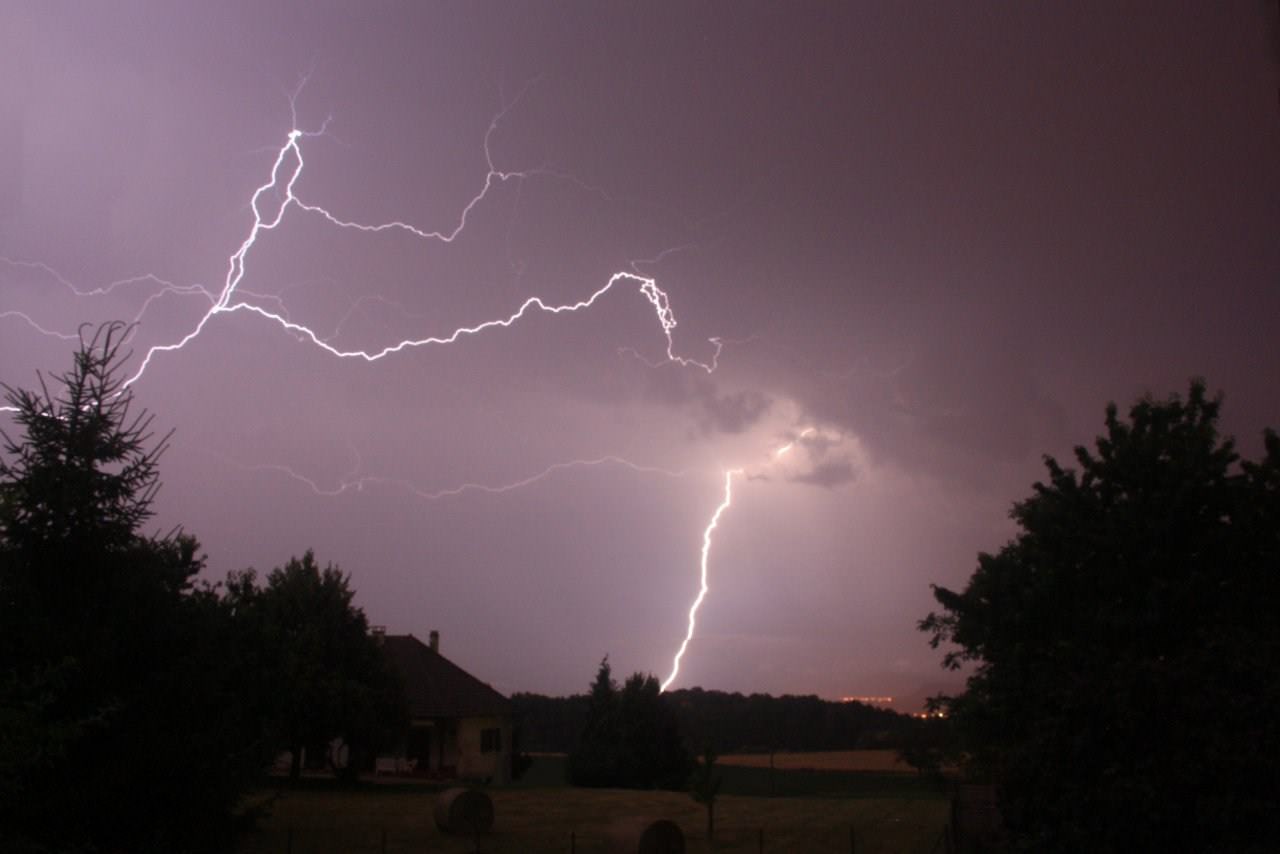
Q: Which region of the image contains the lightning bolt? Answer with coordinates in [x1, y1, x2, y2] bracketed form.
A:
[113, 94, 718, 388]
[0, 310, 79, 341]
[0, 260, 223, 345]
[231, 453, 685, 501]
[773, 427, 816, 459]
[659, 427, 818, 692]
[4, 89, 719, 413]
[660, 468, 740, 692]
[1, 90, 751, 687]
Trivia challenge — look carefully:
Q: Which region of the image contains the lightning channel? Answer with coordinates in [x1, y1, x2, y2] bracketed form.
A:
[661, 468, 739, 692]
[659, 426, 818, 692]
[231, 454, 685, 502]
[0, 311, 79, 341]
[119, 105, 718, 387]
[0, 259, 222, 343]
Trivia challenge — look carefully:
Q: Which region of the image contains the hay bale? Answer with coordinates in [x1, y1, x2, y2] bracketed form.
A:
[606, 817, 685, 854]
[433, 787, 494, 834]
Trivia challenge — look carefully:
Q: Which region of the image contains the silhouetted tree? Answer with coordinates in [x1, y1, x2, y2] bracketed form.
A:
[567, 657, 621, 787]
[568, 657, 691, 788]
[225, 551, 404, 779]
[895, 717, 953, 779]
[921, 381, 1280, 852]
[689, 747, 723, 842]
[509, 691, 590, 751]
[617, 672, 692, 788]
[0, 323, 265, 852]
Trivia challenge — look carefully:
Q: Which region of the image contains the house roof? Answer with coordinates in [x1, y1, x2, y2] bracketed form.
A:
[381, 634, 512, 720]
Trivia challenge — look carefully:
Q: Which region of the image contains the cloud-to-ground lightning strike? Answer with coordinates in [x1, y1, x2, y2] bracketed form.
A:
[660, 428, 817, 692]
[661, 468, 739, 692]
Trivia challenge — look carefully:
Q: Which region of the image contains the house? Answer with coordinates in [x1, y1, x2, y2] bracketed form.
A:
[377, 630, 513, 783]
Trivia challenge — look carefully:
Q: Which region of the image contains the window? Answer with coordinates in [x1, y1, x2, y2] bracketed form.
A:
[481, 727, 502, 753]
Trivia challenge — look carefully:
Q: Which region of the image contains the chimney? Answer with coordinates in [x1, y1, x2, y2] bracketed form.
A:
[429, 630, 439, 653]
[371, 626, 386, 646]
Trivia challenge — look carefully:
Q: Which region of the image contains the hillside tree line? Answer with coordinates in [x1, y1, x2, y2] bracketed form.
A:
[513, 684, 914, 756]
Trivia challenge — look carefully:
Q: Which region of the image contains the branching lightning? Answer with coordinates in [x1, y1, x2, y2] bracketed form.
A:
[0, 89, 771, 687]
[0, 310, 79, 341]
[116, 99, 718, 388]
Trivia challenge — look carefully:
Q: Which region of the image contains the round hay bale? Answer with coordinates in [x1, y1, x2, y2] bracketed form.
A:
[606, 817, 685, 854]
[433, 787, 494, 834]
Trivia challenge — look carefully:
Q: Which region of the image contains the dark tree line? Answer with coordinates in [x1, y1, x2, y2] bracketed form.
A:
[513, 684, 914, 755]
[922, 382, 1280, 852]
[0, 326, 402, 853]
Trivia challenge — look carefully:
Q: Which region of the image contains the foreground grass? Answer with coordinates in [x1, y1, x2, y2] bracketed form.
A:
[235, 760, 950, 854]
[719, 749, 913, 773]
[519, 753, 945, 801]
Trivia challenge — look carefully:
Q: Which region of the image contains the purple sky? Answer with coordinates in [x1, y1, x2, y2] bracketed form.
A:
[3, 2, 1278, 710]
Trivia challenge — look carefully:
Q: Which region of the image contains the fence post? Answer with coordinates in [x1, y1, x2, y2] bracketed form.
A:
[286, 826, 293, 854]
[570, 830, 576, 854]
[380, 827, 387, 854]
[758, 827, 764, 853]
[849, 824, 856, 854]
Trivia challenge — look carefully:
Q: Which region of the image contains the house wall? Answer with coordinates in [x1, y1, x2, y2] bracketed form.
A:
[455, 715, 512, 783]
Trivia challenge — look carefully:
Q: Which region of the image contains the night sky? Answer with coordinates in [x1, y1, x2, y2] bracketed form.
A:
[3, 2, 1277, 710]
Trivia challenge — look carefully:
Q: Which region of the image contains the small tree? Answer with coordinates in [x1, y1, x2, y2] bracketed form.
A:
[689, 746, 723, 842]
[618, 672, 692, 788]
[895, 716, 952, 779]
[569, 658, 691, 789]
[567, 657, 621, 787]
[225, 551, 404, 779]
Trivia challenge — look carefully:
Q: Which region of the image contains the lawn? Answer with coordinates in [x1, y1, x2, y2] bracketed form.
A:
[718, 750, 914, 773]
[517, 753, 946, 801]
[233, 755, 951, 854]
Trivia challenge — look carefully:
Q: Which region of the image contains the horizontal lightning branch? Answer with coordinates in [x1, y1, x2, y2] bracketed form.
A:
[118, 108, 719, 387]
[231, 454, 686, 501]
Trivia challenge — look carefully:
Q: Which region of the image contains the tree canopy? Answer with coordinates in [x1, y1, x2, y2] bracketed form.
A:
[225, 551, 405, 780]
[568, 657, 691, 789]
[921, 381, 1280, 852]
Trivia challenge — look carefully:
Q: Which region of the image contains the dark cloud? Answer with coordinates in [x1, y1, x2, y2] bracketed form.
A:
[787, 459, 856, 489]
[629, 361, 772, 436]
[692, 385, 772, 436]
[792, 330, 1076, 493]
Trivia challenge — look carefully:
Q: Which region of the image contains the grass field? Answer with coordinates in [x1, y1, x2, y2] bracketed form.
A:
[516, 753, 943, 801]
[718, 750, 914, 774]
[233, 754, 951, 854]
